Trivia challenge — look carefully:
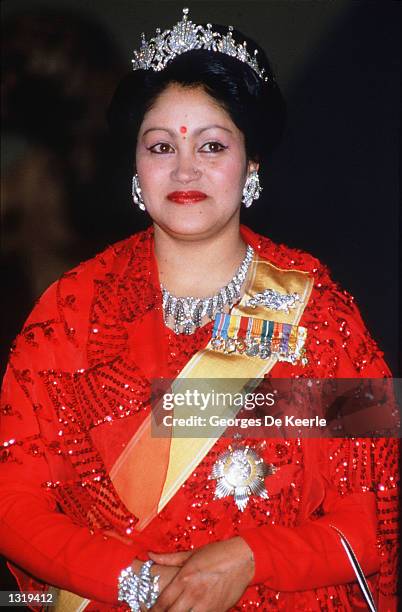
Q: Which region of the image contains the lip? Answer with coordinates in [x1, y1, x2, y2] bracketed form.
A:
[167, 190, 208, 204]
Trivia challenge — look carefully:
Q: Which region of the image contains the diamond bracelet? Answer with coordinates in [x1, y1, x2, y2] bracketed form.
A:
[118, 560, 160, 611]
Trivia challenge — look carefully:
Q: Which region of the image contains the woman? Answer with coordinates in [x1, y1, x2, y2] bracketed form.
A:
[0, 9, 398, 612]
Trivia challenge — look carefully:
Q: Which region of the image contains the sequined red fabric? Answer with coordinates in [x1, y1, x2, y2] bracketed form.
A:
[0, 225, 398, 611]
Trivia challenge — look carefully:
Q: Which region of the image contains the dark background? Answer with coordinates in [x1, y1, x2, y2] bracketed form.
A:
[1, 0, 400, 598]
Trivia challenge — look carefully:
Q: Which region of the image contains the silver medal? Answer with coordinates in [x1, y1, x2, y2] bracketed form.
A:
[210, 444, 277, 511]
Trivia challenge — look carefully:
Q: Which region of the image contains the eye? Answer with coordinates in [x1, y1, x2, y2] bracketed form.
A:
[199, 142, 228, 153]
[148, 142, 175, 154]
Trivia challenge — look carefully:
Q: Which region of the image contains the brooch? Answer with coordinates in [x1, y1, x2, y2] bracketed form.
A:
[209, 443, 277, 511]
[246, 288, 301, 313]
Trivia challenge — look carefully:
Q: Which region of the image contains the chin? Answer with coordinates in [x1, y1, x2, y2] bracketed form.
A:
[159, 217, 222, 240]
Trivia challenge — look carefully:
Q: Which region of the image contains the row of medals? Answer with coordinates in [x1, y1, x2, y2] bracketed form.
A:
[211, 335, 278, 360]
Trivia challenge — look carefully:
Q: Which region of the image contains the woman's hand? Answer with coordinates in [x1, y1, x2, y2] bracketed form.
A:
[130, 560, 180, 610]
[148, 537, 255, 612]
[152, 564, 181, 593]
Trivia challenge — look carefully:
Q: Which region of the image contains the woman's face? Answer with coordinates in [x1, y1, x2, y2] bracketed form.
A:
[136, 83, 257, 241]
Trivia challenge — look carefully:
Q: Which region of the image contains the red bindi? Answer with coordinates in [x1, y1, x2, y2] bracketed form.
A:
[180, 125, 187, 134]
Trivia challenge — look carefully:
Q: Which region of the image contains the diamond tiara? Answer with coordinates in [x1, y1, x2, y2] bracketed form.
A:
[131, 7, 268, 82]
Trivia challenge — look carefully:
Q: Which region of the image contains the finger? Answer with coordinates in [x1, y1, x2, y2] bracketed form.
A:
[166, 595, 198, 612]
[149, 550, 192, 566]
[150, 578, 184, 612]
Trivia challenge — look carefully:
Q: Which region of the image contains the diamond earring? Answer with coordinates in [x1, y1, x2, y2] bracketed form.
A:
[242, 170, 262, 208]
[132, 174, 146, 211]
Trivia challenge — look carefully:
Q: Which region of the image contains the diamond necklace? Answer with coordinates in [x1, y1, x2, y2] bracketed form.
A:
[161, 245, 254, 335]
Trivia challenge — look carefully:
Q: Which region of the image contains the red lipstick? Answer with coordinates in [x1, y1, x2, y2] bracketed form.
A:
[167, 190, 207, 204]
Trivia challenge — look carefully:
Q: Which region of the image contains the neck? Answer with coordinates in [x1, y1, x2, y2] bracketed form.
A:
[154, 223, 248, 298]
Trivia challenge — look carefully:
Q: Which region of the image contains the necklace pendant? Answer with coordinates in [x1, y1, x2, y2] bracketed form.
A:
[183, 322, 194, 335]
[210, 443, 277, 512]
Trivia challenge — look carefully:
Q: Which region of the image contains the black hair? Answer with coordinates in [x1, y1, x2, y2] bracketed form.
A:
[107, 25, 286, 167]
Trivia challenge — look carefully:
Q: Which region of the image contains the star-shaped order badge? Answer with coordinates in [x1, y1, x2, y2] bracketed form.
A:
[209, 443, 277, 511]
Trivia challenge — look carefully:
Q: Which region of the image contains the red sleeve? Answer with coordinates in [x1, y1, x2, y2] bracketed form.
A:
[0, 282, 147, 605]
[0, 480, 143, 603]
[240, 278, 399, 595]
[240, 488, 378, 589]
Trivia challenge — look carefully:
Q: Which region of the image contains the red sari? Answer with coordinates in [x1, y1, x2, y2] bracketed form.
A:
[0, 225, 398, 611]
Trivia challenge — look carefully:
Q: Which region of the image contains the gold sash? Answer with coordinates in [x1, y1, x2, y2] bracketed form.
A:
[53, 254, 313, 611]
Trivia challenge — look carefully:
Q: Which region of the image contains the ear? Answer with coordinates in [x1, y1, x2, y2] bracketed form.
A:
[247, 160, 260, 174]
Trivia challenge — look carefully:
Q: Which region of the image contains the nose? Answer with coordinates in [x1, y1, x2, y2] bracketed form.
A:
[170, 151, 201, 184]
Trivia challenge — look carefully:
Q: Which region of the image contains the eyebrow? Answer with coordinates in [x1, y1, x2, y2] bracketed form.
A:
[143, 127, 175, 137]
[198, 124, 233, 135]
[142, 124, 233, 137]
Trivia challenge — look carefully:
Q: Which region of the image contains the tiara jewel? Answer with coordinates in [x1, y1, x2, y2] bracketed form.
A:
[131, 7, 268, 82]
